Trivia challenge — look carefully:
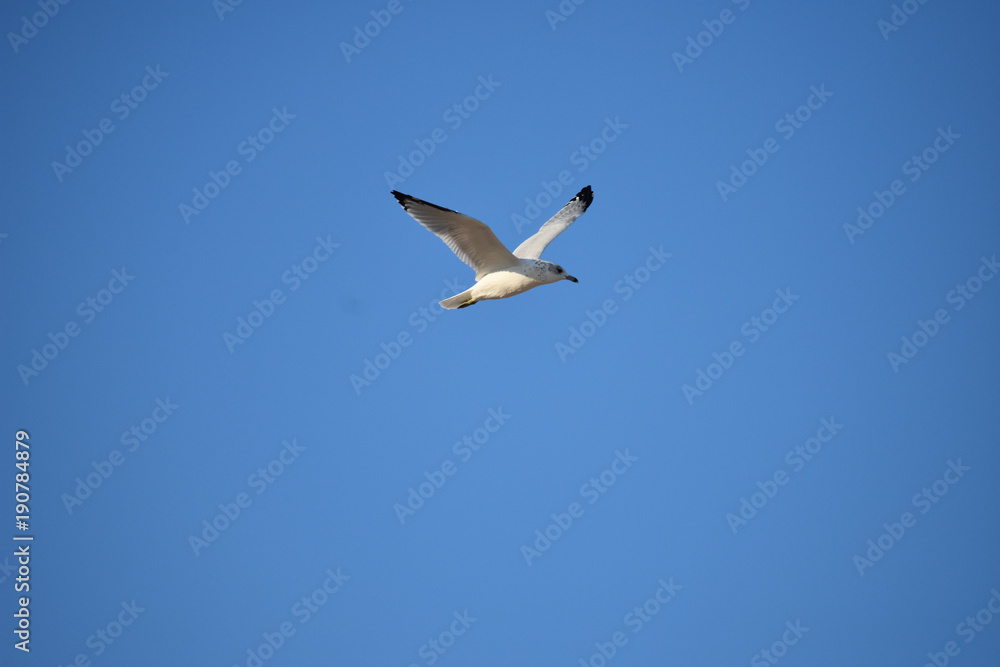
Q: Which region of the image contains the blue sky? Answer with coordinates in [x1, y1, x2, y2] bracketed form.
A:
[2, 1, 999, 665]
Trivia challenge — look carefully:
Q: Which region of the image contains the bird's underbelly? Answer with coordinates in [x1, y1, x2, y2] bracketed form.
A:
[473, 270, 541, 299]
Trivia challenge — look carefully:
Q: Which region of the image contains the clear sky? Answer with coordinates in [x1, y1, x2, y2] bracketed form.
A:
[2, 1, 999, 665]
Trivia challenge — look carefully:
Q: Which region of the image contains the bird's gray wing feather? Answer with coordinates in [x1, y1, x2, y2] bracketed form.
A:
[512, 185, 593, 259]
[392, 192, 520, 280]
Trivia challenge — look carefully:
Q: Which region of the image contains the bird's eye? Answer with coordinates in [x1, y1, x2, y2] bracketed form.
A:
[556, 267, 563, 273]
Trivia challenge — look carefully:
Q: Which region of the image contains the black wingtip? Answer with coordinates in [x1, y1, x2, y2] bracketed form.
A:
[390, 190, 461, 215]
[391, 190, 411, 208]
[576, 185, 594, 211]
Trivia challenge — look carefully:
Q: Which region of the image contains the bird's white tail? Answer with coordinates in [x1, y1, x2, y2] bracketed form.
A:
[440, 288, 477, 309]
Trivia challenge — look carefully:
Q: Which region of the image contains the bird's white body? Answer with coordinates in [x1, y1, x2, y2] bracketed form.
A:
[392, 186, 592, 309]
[459, 259, 566, 304]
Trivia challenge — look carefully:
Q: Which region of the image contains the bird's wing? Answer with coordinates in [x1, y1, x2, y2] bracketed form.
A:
[392, 191, 520, 280]
[512, 185, 593, 259]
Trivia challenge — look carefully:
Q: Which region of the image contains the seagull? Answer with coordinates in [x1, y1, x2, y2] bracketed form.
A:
[391, 186, 593, 309]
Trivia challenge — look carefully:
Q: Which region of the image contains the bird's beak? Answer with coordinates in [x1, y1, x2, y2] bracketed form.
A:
[566, 275, 578, 283]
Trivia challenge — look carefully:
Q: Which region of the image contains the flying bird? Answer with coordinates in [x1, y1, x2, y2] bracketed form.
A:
[391, 186, 593, 309]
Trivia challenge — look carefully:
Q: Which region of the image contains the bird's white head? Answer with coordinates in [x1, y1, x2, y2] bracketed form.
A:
[533, 259, 577, 284]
